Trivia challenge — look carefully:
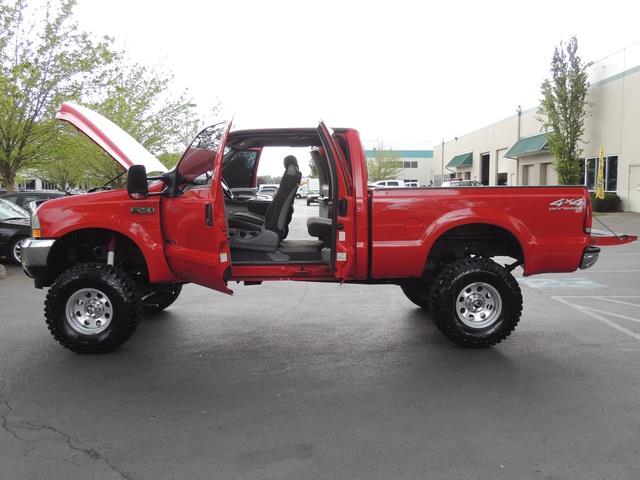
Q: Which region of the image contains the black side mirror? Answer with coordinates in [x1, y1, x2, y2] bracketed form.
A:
[127, 165, 148, 199]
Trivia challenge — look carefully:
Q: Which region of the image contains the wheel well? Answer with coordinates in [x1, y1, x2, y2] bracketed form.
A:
[424, 223, 524, 275]
[48, 229, 148, 282]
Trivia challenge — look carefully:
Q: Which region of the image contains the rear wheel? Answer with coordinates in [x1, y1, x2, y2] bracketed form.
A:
[142, 284, 183, 313]
[45, 263, 141, 353]
[429, 258, 522, 347]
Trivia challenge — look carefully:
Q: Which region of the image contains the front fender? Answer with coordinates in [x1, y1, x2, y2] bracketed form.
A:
[37, 191, 177, 283]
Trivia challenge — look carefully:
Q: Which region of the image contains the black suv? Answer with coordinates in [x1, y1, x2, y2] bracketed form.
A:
[0, 191, 65, 213]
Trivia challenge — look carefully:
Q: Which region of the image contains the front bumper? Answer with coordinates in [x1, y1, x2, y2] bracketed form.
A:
[21, 238, 55, 287]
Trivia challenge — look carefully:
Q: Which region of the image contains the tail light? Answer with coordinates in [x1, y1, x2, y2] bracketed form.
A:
[584, 194, 592, 234]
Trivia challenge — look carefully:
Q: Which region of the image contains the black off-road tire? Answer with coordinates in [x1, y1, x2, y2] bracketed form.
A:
[429, 258, 522, 348]
[45, 263, 142, 354]
[142, 284, 183, 313]
[401, 282, 431, 311]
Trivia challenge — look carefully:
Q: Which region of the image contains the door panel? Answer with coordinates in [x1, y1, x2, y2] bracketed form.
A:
[317, 122, 354, 280]
[161, 122, 233, 293]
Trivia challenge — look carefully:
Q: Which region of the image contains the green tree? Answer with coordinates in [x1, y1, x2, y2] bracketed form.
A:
[367, 148, 401, 181]
[51, 62, 217, 184]
[538, 36, 591, 185]
[0, 0, 114, 191]
[34, 123, 86, 190]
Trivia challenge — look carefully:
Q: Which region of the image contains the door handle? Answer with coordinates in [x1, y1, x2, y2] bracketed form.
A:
[205, 203, 213, 226]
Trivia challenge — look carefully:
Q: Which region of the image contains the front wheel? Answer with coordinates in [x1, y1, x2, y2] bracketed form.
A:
[142, 284, 183, 313]
[10, 236, 28, 265]
[45, 263, 142, 353]
[430, 258, 522, 348]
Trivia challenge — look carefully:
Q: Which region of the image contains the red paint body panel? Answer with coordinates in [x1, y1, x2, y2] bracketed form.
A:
[370, 186, 594, 277]
[589, 231, 637, 246]
[37, 190, 178, 283]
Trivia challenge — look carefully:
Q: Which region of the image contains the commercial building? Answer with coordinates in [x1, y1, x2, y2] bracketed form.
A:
[433, 42, 640, 212]
[364, 149, 436, 186]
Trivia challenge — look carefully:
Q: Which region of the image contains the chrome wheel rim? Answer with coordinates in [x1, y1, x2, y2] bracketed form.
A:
[455, 281, 502, 329]
[12, 239, 24, 263]
[65, 288, 113, 335]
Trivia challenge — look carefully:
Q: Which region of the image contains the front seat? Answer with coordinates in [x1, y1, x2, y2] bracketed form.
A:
[228, 155, 302, 251]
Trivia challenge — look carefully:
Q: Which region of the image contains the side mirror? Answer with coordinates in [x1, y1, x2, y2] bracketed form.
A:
[127, 165, 149, 199]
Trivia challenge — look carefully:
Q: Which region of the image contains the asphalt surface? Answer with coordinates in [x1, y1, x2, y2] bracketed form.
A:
[1, 203, 640, 479]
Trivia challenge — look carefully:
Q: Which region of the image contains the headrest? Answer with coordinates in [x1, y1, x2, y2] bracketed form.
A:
[284, 155, 298, 169]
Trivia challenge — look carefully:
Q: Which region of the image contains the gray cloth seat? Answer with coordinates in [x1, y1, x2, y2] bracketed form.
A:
[229, 155, 301, 251]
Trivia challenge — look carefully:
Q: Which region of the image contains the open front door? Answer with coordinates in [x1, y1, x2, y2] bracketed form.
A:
[317, 121, 354, 280]
[161, 122, 233, 293]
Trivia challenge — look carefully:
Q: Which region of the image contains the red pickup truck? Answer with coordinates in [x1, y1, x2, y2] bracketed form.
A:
[21, 103, 636, 353]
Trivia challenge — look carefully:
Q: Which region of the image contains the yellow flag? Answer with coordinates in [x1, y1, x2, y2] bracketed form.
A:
[596, 145, 605, 200]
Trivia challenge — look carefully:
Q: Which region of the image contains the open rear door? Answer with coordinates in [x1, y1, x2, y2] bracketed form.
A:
[161, 121, 234, 294]
[317, 121, 354, 280]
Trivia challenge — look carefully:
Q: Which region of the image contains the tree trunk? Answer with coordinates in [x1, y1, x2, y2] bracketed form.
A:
[0, 173, 16, 192]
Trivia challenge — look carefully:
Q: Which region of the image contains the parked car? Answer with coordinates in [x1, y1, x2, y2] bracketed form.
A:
[296, 186, 308, 199]
[0, 190, 66, 213]
[0, 198, 31, 265]
[257, 184, 278, 198]
[21, 102, 636, 354]
[372, 179, 405, 188]
[306, 189, 321, 205]
[441, 180, 482, 187]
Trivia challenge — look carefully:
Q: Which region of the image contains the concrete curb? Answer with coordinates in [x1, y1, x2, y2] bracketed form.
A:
[0, 264, 7, 280]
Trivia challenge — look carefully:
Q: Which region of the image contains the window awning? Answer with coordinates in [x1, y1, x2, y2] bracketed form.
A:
[505, 133, 549, 158]
[446, 152, 473, 169]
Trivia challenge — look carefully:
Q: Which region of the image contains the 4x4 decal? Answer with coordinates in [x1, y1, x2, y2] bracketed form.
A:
[549, 198, 585, 213]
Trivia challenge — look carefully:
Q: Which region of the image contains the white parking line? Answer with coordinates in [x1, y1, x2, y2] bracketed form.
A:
[583, 270, 640, 273]
[594, 297, 640, 308]
[553, 296, 640, 342]
[579, 306, 640, 323]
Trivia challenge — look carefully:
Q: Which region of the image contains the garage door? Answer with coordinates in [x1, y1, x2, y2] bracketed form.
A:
[629, 165, 640, 213]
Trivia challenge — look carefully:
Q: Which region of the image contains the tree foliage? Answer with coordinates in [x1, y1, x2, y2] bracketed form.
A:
[538, 36, 591, 185]
[68, 61, 217, 184]
[366, 148, 401, 181]
[0, 0, 220, 190]
[0, 0, 114, 191]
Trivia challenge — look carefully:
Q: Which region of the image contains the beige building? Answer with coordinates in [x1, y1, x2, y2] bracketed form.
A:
[365, 149, 437, 186]
[433, 43, 640, 212]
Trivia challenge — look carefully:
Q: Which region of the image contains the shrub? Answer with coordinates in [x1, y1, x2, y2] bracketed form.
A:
[589, 192, 621, 212]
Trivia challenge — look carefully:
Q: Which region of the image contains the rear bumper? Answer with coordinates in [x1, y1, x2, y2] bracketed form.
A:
[21, 238, 55, 288]
[579, 246, 600, 269]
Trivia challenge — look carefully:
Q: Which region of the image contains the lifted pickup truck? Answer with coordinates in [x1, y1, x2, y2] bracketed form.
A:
[22, 103, 636, 353]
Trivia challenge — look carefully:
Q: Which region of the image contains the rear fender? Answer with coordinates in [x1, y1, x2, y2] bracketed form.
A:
[420, 207, 534, 269]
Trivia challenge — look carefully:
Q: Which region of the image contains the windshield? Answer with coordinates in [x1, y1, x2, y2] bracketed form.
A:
[177, 122, 227, 186]
[0, 198, 29, 221]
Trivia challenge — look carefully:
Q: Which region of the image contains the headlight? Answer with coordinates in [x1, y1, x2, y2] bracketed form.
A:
[31, 209, 41, 238]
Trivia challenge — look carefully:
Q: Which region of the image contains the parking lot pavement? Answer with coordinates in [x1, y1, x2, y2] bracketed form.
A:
[1, 212, 640, 479]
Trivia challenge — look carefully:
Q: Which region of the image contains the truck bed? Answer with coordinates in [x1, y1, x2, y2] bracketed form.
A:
[369, 186, 591, 278]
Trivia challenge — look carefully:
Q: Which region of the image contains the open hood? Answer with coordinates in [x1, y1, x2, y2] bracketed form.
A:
[56, 102, 168, 174]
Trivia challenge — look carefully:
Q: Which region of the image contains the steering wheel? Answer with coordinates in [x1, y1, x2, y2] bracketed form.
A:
[221, 178, 234, 200]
